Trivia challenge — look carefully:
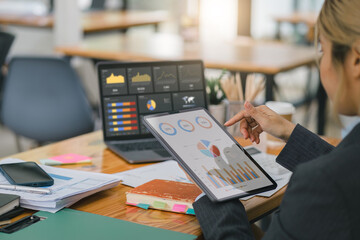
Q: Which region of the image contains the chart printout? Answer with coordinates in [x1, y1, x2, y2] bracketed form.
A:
[146, 109, 274, 200]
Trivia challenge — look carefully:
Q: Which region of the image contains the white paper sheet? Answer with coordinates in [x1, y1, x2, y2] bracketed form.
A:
[114, 160, 192, 188]
[248, 150, 292, 198]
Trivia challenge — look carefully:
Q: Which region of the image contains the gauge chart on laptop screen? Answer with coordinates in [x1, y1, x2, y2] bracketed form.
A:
[99, 61, 207, 138]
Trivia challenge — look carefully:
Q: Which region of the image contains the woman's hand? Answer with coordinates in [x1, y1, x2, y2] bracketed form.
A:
[224, 101, 296, 144]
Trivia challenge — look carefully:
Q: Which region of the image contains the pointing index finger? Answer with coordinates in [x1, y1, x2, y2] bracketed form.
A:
[224, 110, 251, 126]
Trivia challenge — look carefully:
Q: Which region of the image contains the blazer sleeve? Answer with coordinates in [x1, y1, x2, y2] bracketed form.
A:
[193, 196, 255, 240]
[276, 124, 334, 171]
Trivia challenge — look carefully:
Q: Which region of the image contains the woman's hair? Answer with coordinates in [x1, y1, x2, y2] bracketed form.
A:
[315, 0, 360, 114]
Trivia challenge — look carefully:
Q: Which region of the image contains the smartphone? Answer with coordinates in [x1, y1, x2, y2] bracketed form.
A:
[0, 162, 54, 187]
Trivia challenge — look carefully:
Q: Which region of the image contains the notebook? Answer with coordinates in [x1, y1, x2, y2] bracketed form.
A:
[0, 208, 196, 240]
[126, 179, 202, 214]
[0, 193, 20, 216]
[97, 60, 208, 163]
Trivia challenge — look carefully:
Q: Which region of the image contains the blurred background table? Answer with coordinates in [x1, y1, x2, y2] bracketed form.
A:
[274, 12, 317, 44]
[0, 10, 168, 34]
[56, 33, 317, 101]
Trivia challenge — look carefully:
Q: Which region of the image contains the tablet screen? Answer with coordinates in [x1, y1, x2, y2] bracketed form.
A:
[144, 108, 276, 201]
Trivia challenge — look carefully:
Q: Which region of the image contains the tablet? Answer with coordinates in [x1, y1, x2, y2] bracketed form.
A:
[143, 108, 277, 202]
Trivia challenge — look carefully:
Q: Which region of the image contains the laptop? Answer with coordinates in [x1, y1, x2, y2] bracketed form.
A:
[97, 60, 208, 163]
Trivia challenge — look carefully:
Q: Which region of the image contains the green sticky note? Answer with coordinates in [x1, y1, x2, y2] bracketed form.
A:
[136, 203, 150, 210]
[153, 201, 166, 209]
[186, 208, 195, 215]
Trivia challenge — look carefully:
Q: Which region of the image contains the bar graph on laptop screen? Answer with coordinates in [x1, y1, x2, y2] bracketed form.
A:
[99, 61, 207, 138]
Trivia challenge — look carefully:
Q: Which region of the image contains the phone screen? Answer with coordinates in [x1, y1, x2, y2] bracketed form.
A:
[0, 162, 54, 187]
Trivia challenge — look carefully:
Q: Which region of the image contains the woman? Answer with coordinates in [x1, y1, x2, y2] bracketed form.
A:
[193, 0, 360, 239]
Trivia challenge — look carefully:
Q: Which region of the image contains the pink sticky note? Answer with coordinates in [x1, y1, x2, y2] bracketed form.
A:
[50, 153, 91, 164]
[172, 204, 187, 213]
[126, 202, 137, 206]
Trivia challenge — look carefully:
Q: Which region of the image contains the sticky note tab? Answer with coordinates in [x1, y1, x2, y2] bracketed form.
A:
[172, 204, 187, 213]
[49, 153, 91, 164]
[153, 201, 166, 209]
[186, 208, 195, 215]
[126, 202, 137, 206]
[136, 203, 150, 209]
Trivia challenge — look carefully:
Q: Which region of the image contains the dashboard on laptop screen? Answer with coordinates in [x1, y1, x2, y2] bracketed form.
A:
[97, 60, 208, 140]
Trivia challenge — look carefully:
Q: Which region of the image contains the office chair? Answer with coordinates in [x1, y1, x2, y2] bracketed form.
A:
[90, 0, 106, 10]
[1, 57, 95, 150]
[0, 31, 15, 93]
[89, 0, 128, 11]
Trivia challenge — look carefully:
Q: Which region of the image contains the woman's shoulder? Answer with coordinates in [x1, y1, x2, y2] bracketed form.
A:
[293, 141, 360, 197]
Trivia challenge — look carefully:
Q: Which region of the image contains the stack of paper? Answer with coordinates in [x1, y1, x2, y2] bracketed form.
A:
[0, 158, 121, 213]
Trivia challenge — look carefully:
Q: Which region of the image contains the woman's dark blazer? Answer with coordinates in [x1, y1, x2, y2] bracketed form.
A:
[193, 124, 360, 240]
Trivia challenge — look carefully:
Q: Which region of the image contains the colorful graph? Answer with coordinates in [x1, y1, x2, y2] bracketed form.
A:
[147, 99, 156, 111]
[110, 126, 138, 132]
[108, 114, 137, 119]
[109, 120, 137, 126]
[202, 161, 260, 189]
[106, 73, 125, 84]
[132, 72, 151, 82]
[107, 102, 135, 107]
[197, 140, 220, 158]
[108, 108, 136, 113]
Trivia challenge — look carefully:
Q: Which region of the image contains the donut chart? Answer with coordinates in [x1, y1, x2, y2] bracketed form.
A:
[159, 123, 177, 136]
[195, 116, 212, 129]
[177, 119, 195, 132]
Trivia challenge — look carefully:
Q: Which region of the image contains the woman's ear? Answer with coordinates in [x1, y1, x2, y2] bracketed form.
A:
[355, 40, 360, 65]
[351, 40, 360, 78]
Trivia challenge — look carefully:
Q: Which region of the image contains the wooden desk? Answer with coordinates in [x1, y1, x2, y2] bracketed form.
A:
[3, 130, 340, 236]
[0, 10, 167, 33]
[55, 33, 317, 101]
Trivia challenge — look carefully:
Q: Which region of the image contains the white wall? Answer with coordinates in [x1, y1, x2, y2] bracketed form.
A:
[199, 0, 238, 42]
[251, 0, 292, 39]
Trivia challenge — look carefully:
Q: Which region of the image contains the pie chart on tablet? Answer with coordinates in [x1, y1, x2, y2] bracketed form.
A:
[197, 140, 220, 158]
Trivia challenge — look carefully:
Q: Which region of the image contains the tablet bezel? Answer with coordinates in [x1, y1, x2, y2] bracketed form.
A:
[143, 107, 277, 202]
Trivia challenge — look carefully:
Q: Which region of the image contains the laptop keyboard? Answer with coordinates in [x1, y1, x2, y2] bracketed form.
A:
[114, 141, 165, 152]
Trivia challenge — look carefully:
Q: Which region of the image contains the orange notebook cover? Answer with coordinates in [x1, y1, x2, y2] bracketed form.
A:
[125, 179, 202, 215]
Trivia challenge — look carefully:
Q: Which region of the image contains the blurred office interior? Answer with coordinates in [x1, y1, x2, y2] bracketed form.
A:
[1, 0, 357, 158]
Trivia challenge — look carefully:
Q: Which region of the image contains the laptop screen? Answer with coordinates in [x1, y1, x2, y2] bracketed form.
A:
[97, 60, 208, 140]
